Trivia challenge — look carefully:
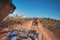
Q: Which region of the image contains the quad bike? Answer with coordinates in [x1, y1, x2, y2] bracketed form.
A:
[6, 30, 38, 40]
[32, 21, 38, 26]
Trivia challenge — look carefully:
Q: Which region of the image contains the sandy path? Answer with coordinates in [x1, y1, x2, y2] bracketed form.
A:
[0, 20, 59, 40]
[37, 23, 59, 40]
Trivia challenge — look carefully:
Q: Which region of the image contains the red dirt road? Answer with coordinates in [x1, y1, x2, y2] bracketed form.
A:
[0, 20, 59, 40]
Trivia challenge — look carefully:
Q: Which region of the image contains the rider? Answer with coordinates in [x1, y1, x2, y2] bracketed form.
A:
[34, 18, 38, 22]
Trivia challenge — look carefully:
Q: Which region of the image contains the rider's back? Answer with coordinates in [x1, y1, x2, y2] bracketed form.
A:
[34, 18, 38, 22]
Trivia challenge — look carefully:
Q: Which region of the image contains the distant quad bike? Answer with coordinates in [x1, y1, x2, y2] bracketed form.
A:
[32, 18, 39, 26]
[32, 21, 38, 26]
[6, 30, 38, 40]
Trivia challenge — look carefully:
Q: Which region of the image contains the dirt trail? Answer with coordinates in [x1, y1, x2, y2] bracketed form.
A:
[0, 20, 59, 40]
[38, 23, 59, 40]
[0, 20, 33, 40]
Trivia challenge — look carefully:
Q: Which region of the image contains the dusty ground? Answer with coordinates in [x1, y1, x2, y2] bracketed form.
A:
[0, 20, 59, 40]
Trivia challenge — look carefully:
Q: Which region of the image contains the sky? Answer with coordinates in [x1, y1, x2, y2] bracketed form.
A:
[10, 0, 60, 20]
